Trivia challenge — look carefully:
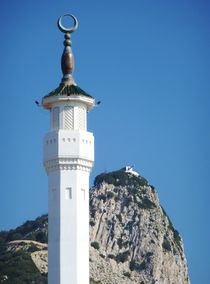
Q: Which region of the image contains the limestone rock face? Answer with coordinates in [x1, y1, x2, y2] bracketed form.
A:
[89, 170, 190, 284]
[31, 250, 48, 274]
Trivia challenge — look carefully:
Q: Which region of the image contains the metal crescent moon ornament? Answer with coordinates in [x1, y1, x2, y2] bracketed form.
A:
[57, 14, 78, 33]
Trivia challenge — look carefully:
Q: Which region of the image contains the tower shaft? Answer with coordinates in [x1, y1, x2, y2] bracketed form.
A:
[44, 105, 94, 284]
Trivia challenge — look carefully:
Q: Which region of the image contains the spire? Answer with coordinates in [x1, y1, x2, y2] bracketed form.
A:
[43, 14, 93, 101]
[57, 14, 78, 85]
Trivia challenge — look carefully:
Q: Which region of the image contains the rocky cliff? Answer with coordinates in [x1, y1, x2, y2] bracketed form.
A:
[89, 169, 190, 284]
[0, 169, 190, 284]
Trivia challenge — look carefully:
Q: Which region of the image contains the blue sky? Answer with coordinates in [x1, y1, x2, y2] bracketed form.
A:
[0, 0, 209, 283]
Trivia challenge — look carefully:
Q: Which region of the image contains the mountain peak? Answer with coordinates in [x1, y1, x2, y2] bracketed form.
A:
[90, 169, 190, 283]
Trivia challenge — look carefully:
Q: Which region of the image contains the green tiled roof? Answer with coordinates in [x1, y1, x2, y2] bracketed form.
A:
[44, 84, 93, 99]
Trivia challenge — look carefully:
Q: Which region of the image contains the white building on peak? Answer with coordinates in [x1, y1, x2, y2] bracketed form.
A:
[121, 166, 139, 177]
[42, 14, 95, 284]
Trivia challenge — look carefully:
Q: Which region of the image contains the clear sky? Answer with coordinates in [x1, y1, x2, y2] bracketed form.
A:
[0, 0, 209, 283]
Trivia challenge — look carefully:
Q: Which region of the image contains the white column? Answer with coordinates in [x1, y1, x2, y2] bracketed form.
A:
[44, 126, 94, 284]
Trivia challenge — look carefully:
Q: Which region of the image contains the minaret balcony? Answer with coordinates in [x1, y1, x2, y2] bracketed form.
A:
[43, 129, 94, 167]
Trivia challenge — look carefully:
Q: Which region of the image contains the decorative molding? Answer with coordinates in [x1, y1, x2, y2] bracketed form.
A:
[64, 105, 74, 130]
[45, 137, 93, 145]
[44, 157, 93, 173]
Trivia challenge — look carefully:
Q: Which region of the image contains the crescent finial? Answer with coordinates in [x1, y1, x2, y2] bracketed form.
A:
[57, 14, 78, 34]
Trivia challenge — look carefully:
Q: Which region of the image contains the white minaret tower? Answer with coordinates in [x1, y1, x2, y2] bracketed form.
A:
[42, 14, 95, 284]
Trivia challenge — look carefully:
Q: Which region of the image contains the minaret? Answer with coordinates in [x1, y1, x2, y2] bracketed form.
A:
[42, 14, 95, 284]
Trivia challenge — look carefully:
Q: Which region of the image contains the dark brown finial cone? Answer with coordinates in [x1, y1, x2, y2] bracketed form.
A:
[61, 45, 75, 84]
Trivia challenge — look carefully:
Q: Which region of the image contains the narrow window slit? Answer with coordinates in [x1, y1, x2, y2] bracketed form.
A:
[65, 187, 72, 200]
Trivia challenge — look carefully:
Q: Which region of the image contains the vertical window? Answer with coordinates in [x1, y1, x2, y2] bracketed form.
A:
[65, 187, 72, 200]
[64, 106, 74, 129]
[78, 106, 86, 130]
[52, 107, 59, 129]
